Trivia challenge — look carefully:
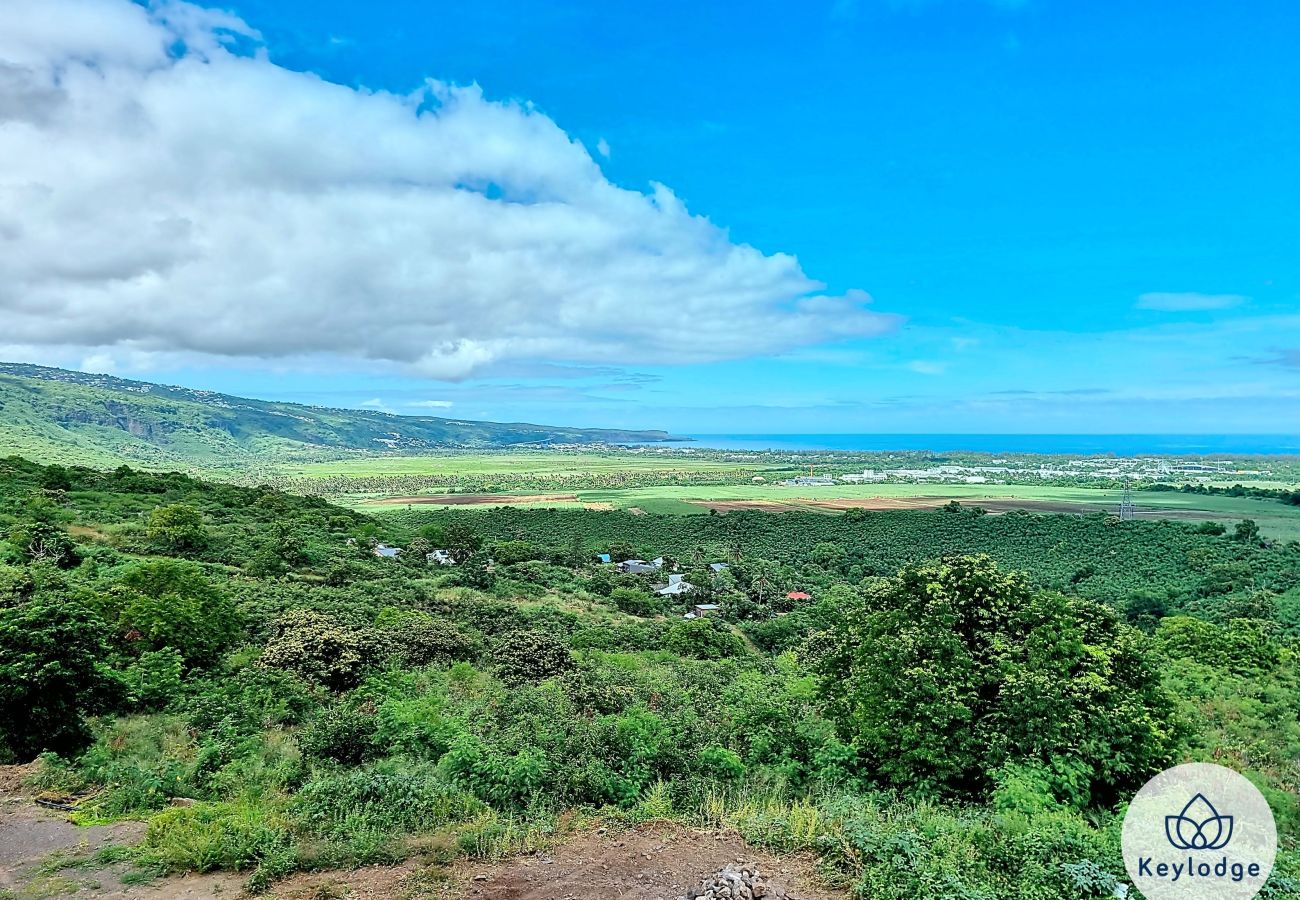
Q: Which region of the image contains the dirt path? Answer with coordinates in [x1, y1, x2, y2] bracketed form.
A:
[0, 765, 238, 899]
[5, 761, 840, 900]
[265, 823, 843, 900]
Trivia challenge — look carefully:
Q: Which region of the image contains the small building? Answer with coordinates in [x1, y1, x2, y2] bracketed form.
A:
[595, 553, 612, 564]
[655, 573, 695, 596]
[651, 556, 667, 568]
[782, 476, 835, 486]
[691, 603, 721, 616]
[708, 562, 729, 573]
[619, 559, 659, 575]
[426, 549, 455, 566]
[786, 590, 812, 601]
[373, 543, 401, 559]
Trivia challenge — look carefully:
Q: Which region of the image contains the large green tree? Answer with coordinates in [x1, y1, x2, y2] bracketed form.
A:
[817, 555, 1179, 805]
[0, 595, 121, 759]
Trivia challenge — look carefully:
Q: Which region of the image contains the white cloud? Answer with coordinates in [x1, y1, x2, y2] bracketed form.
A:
[79, 352, 118, 375]
[1136, 292, 1247, 312]
[0, 0, 898, 380]
[907, 360, 947, 375]
[595, 138, 610, 158]
[409, 399, 454, 408]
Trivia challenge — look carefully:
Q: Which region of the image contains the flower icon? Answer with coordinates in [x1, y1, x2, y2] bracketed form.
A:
[1166, 794, 1234, 850]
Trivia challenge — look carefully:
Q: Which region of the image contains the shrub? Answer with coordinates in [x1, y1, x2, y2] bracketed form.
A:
[697, 745, 745, 781]
[375, 693, 459, 759]
[818, 555, 1178, 804]
[6, 522, 79, 568]
[489, 630, 575, 683]
[664, 617, 746, 659]
[0, 594, 121, 759]
[375, 608, 477, 666]
[260, 609, 379, 691]
[123, 648, 185, 710]
[146, 504, 209, 553]
[298, 705, 379, 765]
[610, 587, 663, 617]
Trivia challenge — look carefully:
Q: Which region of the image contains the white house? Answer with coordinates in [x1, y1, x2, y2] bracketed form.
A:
[655, 573, 695, 596]
[426, 549, 456, 566]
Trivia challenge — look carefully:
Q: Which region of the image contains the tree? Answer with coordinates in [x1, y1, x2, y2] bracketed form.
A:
[105, 559, 240, 665]
[490, 630, 574, 683]
[817, 555, 1177, 805]
[0, 595, 121, 759]
[146, 503, 209, 553]
[443, 522, 482, 563]
[665, 617, 746, 659]
[1233, 519, 1262, 544]
[261, 609, 379, 691]
[376, 608, 477, 665]
[6, 522, 79, 568]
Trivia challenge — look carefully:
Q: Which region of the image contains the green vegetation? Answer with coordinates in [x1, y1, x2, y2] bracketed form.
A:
[1, 454, 1297, 898]
[0, 363, 681, 469]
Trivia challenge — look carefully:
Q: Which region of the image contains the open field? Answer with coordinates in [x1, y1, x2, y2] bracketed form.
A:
[352, 477, 1300, 541]
[286, 450, 763, 478]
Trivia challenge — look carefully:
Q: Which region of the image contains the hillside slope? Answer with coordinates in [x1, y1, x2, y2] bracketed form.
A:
[0, 363, 681, 469]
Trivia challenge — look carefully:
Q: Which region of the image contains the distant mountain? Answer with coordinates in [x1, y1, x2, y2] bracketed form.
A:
[0, 363, 683, 469]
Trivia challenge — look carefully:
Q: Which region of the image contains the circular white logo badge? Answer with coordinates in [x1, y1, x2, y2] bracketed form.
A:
[1122, 763, 1277, 900]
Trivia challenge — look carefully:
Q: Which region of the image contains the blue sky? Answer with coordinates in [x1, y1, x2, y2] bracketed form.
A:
[2, 0, 1297, 433]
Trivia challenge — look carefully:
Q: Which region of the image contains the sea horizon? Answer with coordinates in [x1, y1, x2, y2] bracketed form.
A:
[662, 433, 1300, 455]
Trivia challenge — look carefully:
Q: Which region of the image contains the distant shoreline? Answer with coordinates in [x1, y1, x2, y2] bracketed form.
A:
[641, 434, 1300, 455]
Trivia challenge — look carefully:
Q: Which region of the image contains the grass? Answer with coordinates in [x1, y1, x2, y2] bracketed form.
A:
[349, 474, 1300, 541]
[289, 451, 762, 478]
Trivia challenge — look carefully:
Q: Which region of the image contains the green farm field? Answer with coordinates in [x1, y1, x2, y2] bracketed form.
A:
[309, 455, 1300, 541]
[285, 450, 765, 477]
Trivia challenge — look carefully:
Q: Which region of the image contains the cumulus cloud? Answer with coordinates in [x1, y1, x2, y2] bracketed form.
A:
[1136, 292, 1247, 312]
[0, 0, 897, 380]
[409, 399, 455, 408]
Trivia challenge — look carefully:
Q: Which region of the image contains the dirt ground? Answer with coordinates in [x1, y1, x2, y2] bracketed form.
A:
[268, 823, 843, 900]
[0, 765, 238, 899]
[373, 494, 580, 506]
[3, 763, 841, 900]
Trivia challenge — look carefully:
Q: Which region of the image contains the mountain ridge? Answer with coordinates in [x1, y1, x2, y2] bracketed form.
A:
[0, 362, 684, 469]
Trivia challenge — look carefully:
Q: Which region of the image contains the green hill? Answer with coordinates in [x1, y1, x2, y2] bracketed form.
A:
[0, 363, 683, 469]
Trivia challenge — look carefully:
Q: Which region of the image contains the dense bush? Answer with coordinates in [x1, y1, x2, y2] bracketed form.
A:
[0, 594, 122, 759]
[489, 630, 575, 683]
[665, 617, 747, 659]
[260, 609, 379, 690]
[375, 607, 477, 666]
[298, 704, 379, 765]
[100, 559, 240, 665]
[818, 555, 1179, 804]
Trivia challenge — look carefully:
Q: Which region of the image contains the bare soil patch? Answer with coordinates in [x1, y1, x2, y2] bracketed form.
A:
[266, 823, 842, 900]
[0, 765, 237, 899]
[374, 494, 580, 506]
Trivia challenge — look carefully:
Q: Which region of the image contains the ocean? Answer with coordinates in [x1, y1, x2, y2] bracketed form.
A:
[671, 434, 1300, 455]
